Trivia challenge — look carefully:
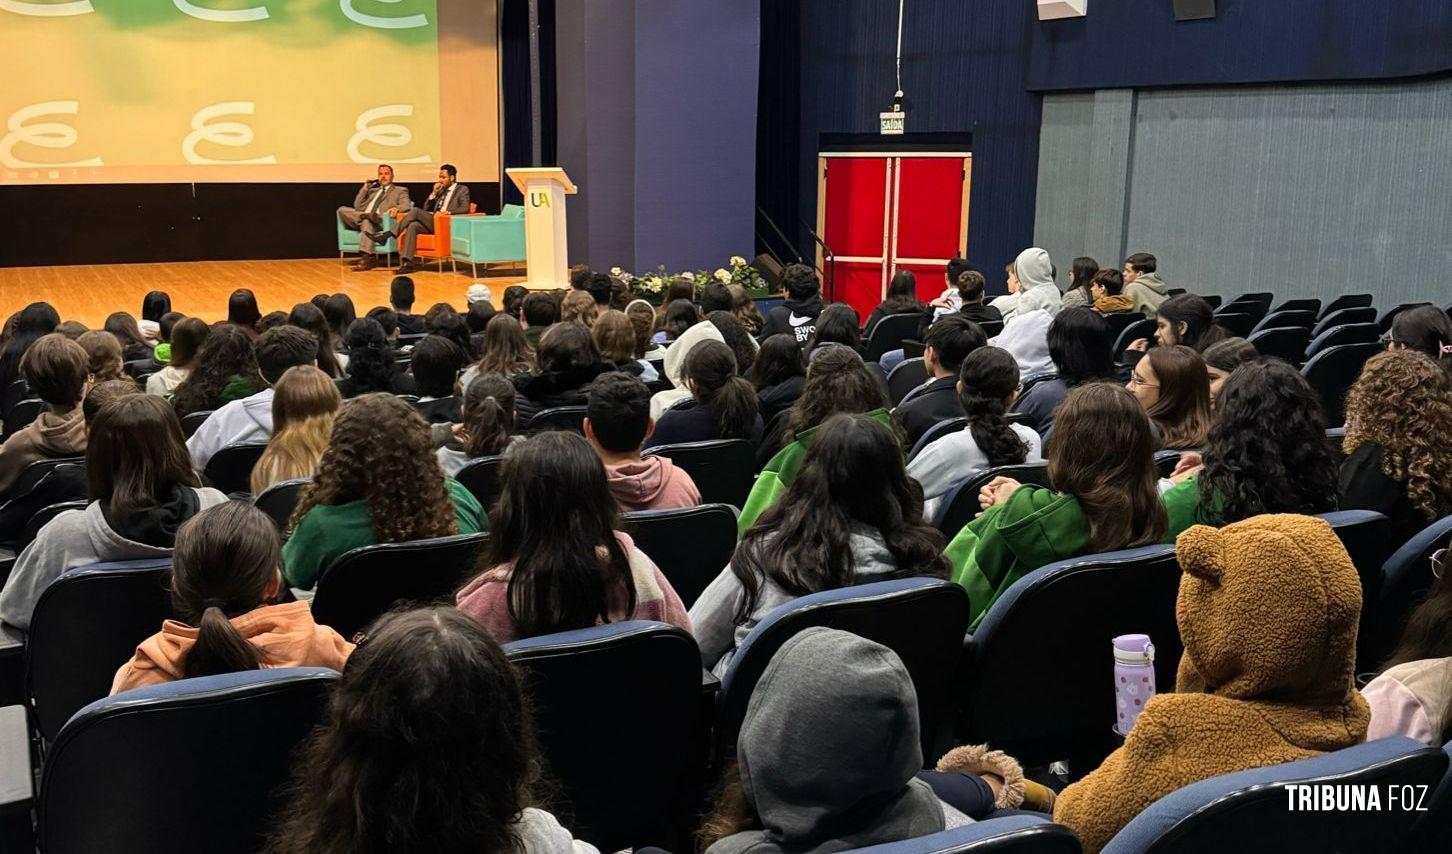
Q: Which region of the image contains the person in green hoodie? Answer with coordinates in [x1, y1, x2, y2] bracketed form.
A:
[739, 345, 892, 533]
[946, 383, 1167, 629]
[1160, 359, 1339, 539]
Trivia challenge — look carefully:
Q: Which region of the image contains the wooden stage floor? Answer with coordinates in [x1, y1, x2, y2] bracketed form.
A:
[0, 258, 529, 330]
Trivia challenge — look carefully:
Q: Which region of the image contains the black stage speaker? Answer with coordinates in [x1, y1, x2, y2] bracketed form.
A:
[752, 253, 784, 289]
[1174, 0, 1216, 20]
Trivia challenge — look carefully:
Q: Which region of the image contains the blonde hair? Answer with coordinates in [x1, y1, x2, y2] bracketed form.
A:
[76, 330, 125, 382]
[251, 365, 341, 495]
[560, 289, 599, 328]
[592, 310, 636, 363]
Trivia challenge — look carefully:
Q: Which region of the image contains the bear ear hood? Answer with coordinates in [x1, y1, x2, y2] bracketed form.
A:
[1174, 515, 1364, 708]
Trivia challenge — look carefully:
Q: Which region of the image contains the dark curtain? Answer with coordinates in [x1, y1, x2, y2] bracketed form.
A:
[501, 0, 558, 206]
[754, 0, 805, 262]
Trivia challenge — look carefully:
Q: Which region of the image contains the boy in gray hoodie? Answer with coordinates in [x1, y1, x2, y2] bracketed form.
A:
[1122, 251, 1170, 319]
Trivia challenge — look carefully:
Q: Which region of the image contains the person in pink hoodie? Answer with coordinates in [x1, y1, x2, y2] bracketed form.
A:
[456, 431, 690, 643]
[112, 501, 353, 695]
[583, 371, 700, 512]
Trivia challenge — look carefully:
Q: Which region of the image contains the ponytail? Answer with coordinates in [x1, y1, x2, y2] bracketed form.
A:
[685, 341, 761, 441]
[959, 347, 1029, 468]
[462, 374, 517, 458]
[184, 604, 263, 678]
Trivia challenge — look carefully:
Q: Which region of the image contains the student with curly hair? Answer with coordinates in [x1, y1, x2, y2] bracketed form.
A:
[250, 366, 341, 495]
[282, 394, 485, 591]
[1160, 359, 1338, 537]
[169, 324, 267, 418]
[692, 414, 948, 674]
[1339, 350, 1452, 544]
[267, 607, 596, 854]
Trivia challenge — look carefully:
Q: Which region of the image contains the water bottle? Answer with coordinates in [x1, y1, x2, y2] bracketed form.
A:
[1113, 634, 1156, 736]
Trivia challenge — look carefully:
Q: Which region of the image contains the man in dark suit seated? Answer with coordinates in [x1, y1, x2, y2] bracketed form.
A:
[376, 163, 473, 274]
[893, 315, 988, 449]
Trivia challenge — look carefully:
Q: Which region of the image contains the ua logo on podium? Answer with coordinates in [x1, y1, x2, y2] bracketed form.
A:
[529, 191, 551, 208]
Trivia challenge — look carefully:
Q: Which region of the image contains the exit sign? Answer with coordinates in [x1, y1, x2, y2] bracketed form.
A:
[879, 110, 905, 135]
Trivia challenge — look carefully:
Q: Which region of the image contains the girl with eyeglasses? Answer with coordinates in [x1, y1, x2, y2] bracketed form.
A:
[1363, 544, 1452, 746]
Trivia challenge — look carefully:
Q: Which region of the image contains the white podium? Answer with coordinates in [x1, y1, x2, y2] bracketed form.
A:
[507, 167, 578, 289]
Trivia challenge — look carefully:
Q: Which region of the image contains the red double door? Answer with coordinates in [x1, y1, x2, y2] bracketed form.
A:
[817, 153, 972, 322]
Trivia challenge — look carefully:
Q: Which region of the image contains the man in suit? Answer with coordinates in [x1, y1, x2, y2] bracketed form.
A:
[893, 315, 989, 449]
[376, 163, 472, 274]
[338, 164, 412, 271]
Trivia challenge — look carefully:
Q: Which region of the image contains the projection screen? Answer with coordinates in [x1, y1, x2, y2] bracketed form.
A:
[0, 0, 499, 185]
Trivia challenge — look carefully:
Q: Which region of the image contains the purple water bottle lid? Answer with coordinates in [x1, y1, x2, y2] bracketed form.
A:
[1112, 633, 1154, 665]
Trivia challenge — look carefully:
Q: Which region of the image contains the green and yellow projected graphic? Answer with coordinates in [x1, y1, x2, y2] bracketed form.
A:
[0, 0, 498, 184]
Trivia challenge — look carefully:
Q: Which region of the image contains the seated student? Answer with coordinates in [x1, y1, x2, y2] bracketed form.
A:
[76, 330, 125, 382]
[250, 366, 340, 495]
[0, 334, 90, 495]
[365, 305, 400, 345]
[893, 316, 987, 449]
[1059, 256, 1098, 310]
[926, 257, 974, 318]
[990, 308, 1054, 379]
[437, 374, 521, 477]
[705, 311, 758, 376]
[170, 324, 269, 419]
[1127, 294, 1228, 354]
[1121, 251, 1170, 319]
[55, 320, 89, 340]
[468, 313, 538, 385]
[336, 317, 416, 398]
[945, 383, 1166, 629]
[227, 289, 262, 339]
[187, 326, 318, 470]
[583, 372, 699, 511]
[465, 300, 494, 352]
[646, 341, 763, 449]
[1087, 269, 1132, 314]
[0, 379, 135, 544]
[803, 304, 863, 360]
[146, 317, 208, 397]
[512, 322, 617, 425]
[288, 302, 346, 379]
[520, 292, 559, 350]
[390, 275, 426, 335]
[267, 607, 599, 854]
[1338, 350, 1452, 545]
[1387, 303, 1452, 381]
[1364, 549, 1452, 745]
[1051, 515, 1368, 853]
[651, 278, 697, 328]
[728, 283, 766, 337]
[907, 347, 1042, 521]
[257, 311, 289, 333]
[626, 298, 668, 362]
[749, 333, 807, 425]
[758, 263, 824, 344]
[0, 302, 60, 393]
[1012, 308, 1116, 438]
[1161, 359, 1338, 538]
[1202, 336, 1259, 405]
[0, 395, 229, 630]
[1127, 344, 1211, 451]
[111, 501, 352, 694]
[864, 270, 927, 337]
[744, 346, 892, 529]
[282, 394, 484, 591]
[323, 293, 357, 342]
[652, 299, 700, 346]
[692, 414, 947, 674]
[593, 309, 657, 381]
[410, 334, 469, 424]
[456, 431, 689, 641]
[105, 312, 152, 363]
[994, 248, 1061, 324]
[699, 281, 734, 315]
[560, 289, 600, 329]
[501, 283, 529, 320]
[883, 268, 1001, 374]
[649, 319, 726, 419]
[138, 290, 170, 345]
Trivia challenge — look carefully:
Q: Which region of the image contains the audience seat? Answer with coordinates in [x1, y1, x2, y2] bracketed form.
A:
[202, 442, 268, 495]
[310, 532, 489, 637]
[1112, 319, 1156, 362]
[717, 578, 971, 763]
[1153, 450, 1182, 478]
[1222, 292, 1273, 309]
[39, 668, 338, 854]
[934, 463, 1053, 535]
[865, 312, 928, 362]
[0, 379, 28, 421]
[1304, 322, 1378, 359]
[1414, 739, 1452, 849]
[1360, 514, 1452, 672]
[1270, 298, 1321, 315]
[0, 399, 46, 442]
[454, 454, 505, 510]
[979, 319, 1004, 338]
[1100, 737, 1447, 854]
[525, 405, 588, 434]
[908, 416, 969, 462]
[1019, 371, 1057, 397]
[252, 477, 309, 534]
[1319, 293, 1374, 318]
[1246, 326, 1311, 364]
[843, 815, 1083, 854]
[1210, 312, 1255, 339]
[645, 439, 756, 508]
[1310, 307, 1376, 337]
[1201, 295, 1222, 309]
[1300, 342, 1379, 426]
[1249, 309, 1317, 335]
[179, 410, 212, 438]
[0, 458, 84, 544]
[887, 358, 929, 406]
[1100, 311, 1141, 341]
[1377, 302, 1433, 332]
[506, 622, 705, 852]
[622, 503, 738, 609]
[1316, 509, 1393, 668]
[26, 557, 174, 742]
[957, 544, 1182, 770]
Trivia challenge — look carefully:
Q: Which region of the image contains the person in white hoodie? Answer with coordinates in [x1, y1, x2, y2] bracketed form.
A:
[187, 325, 318, 471]
[986, 248, 1061, 376]
[994, 247, 1062, 324]
[649, 319, 725, 419]
[0, 395, 228, 631]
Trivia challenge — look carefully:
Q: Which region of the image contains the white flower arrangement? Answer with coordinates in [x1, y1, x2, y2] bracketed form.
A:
[603, 255, 769, 300]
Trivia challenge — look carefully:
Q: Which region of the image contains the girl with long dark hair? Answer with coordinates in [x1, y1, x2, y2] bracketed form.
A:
[1388, 304, 1452, 381]
[946, 383, 1166, 628]
[646, 340, 762, 448]
[512, 322, 615, 424]
[456, 431, 688, 641]
[170, 324, 266, 417]
[138, 291, 171, 344]
[105, 312, 152, 362]
[438, 374, 520, 476]
[1060, 256, 1099, 310]
[468, 313, 536, 384]
[288, 302, 345, 379]
[111, 501, 351, 693]
[1127, 344, 1212, 450]
[908, 347, 1041, 521]
[228, 288, 262, 337]
[692, 413, 948, 673]
[864, 270, 927, 336]
[748, 333, 807, 425]
[1130, 294, 1228, 354]
[337, 317, 414, 397]
[146, 317, 209, 397]
[1012, 307, 1117, 437]
[803, 303, 863, 358]
[654, 298, 700, 344]
[0, 302, 60, 393]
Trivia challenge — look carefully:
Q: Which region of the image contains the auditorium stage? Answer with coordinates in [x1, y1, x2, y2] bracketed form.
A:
[0, 258, 529, 330]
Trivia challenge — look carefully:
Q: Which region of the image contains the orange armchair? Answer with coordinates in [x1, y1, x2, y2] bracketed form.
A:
[416, 203, 478, 273]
